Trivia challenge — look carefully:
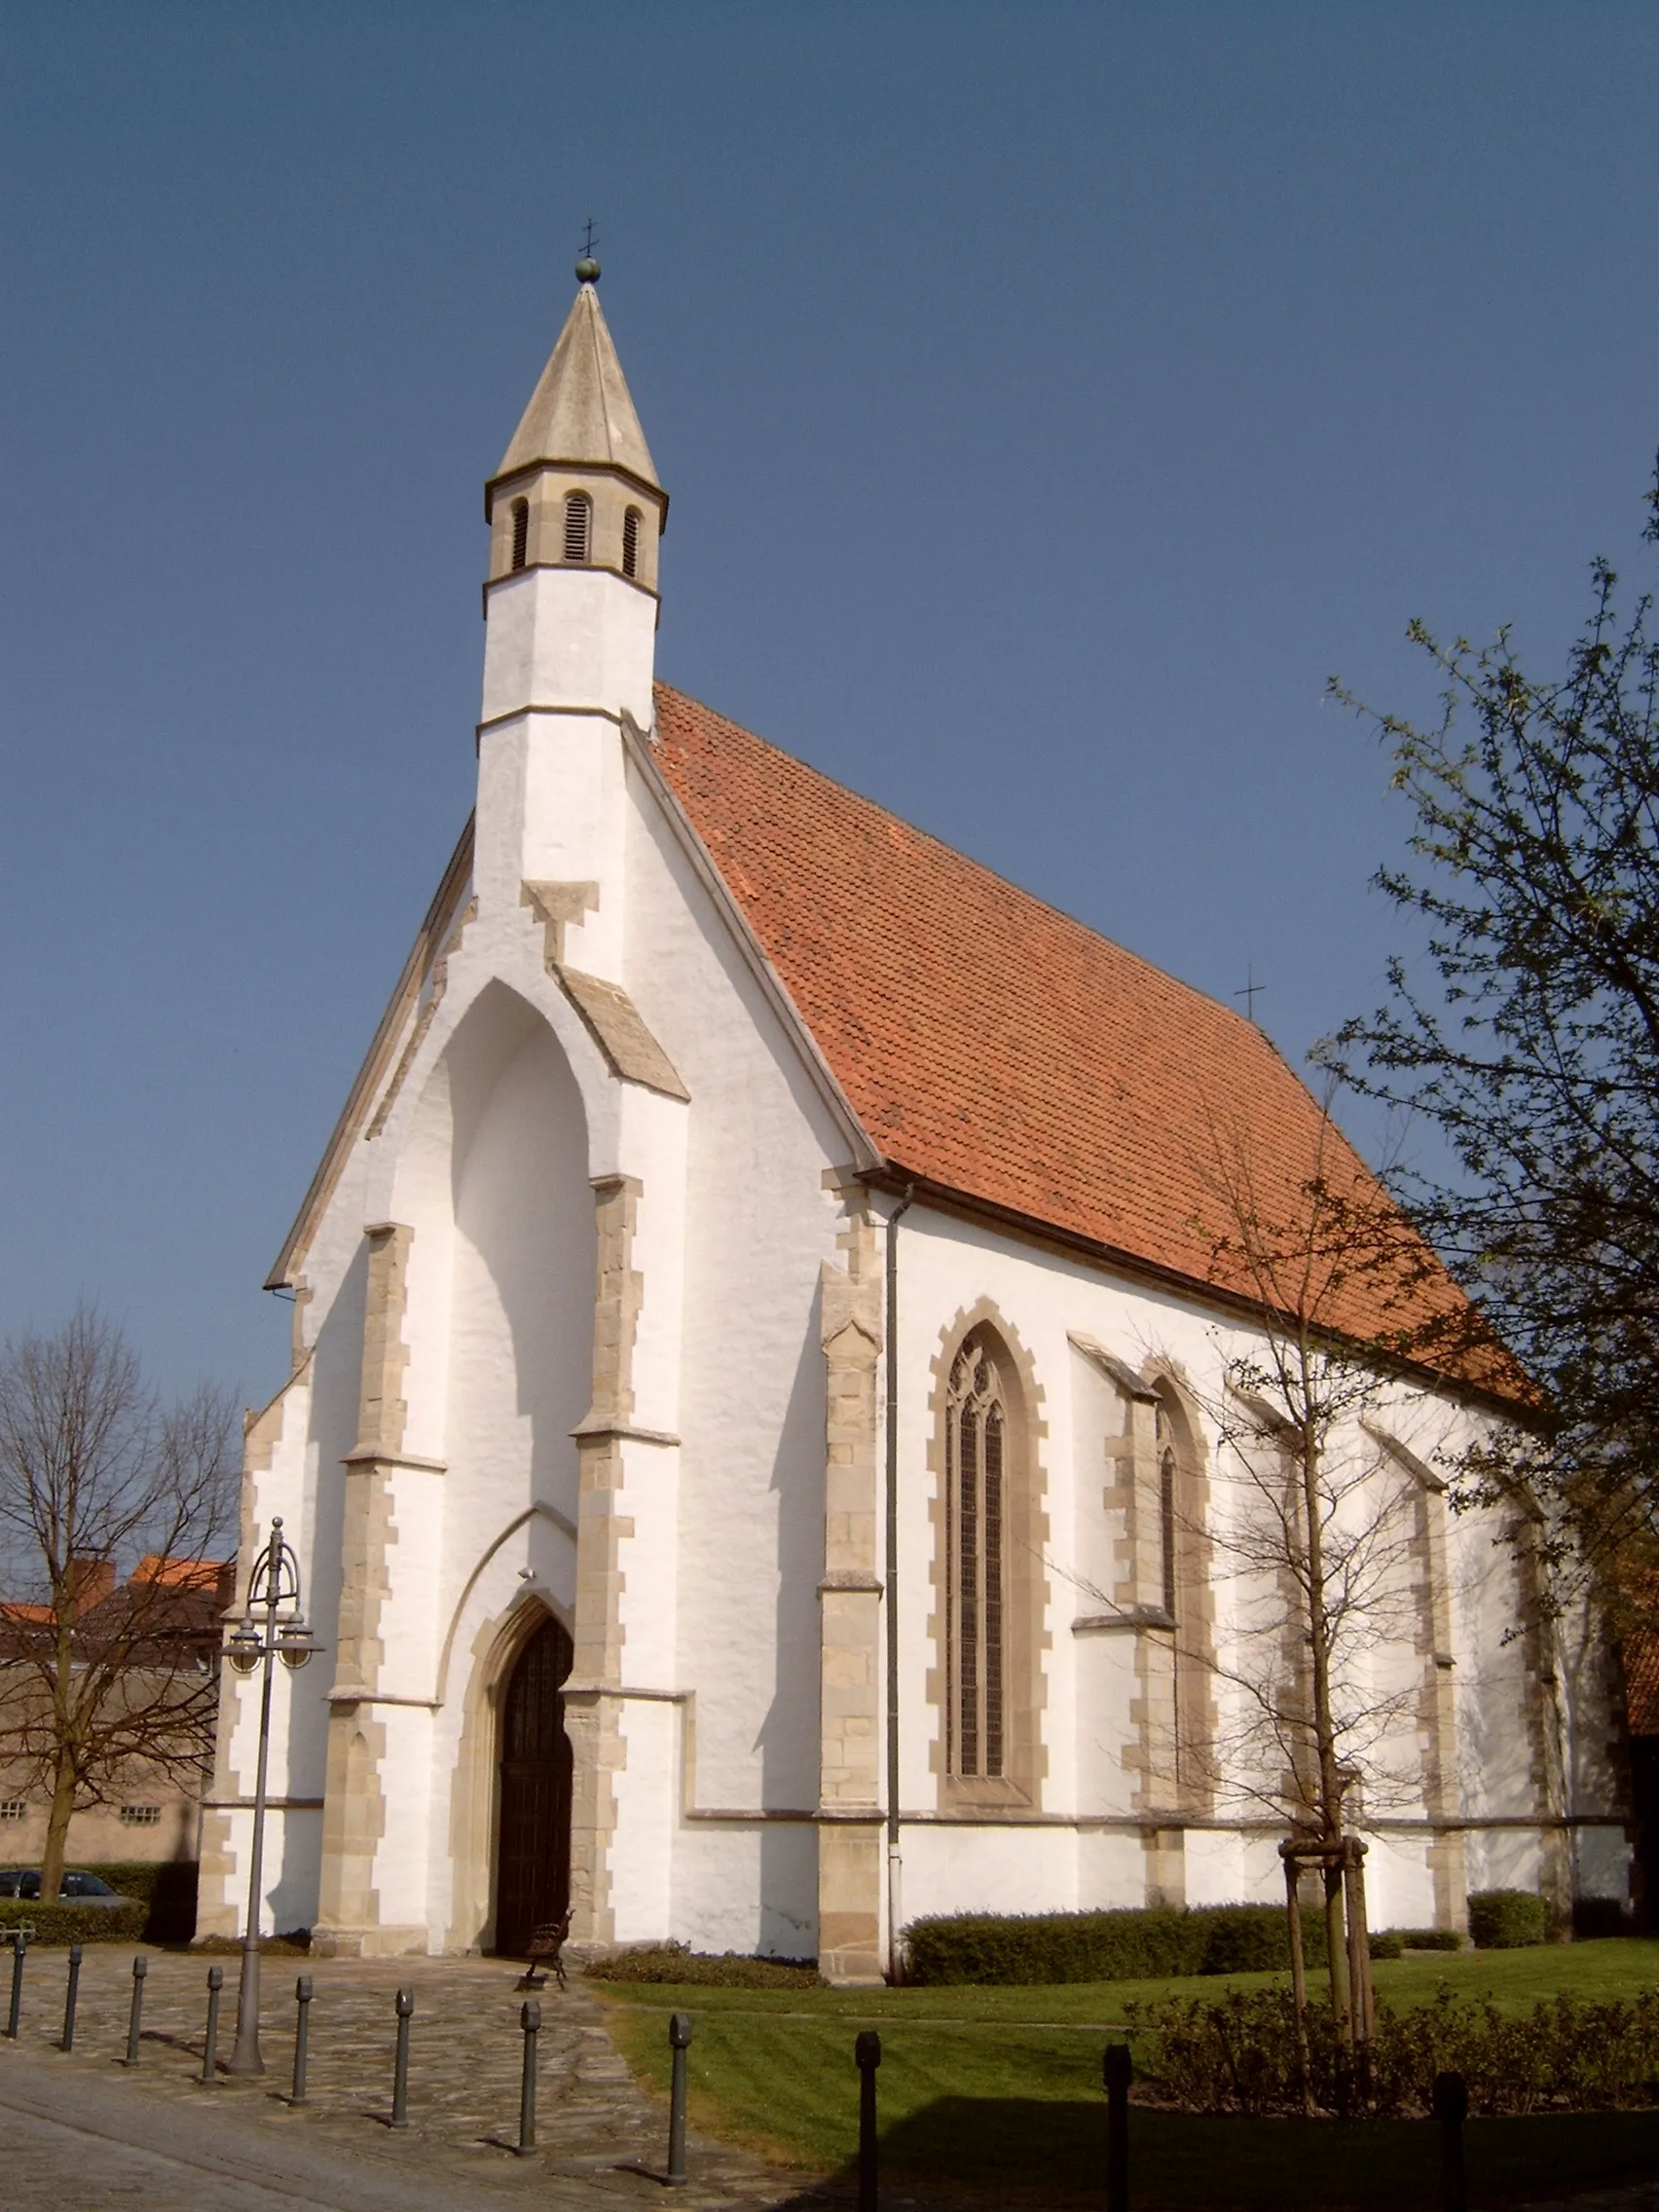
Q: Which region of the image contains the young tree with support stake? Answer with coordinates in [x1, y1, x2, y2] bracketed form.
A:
[1174, 1098, 1454, 2054]
[1046, 1071, 1519, 2070]
[0, 1307, 238, 1900]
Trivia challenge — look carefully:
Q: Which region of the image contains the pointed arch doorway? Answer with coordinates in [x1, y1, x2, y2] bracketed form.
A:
[494, 1613, 574, 1956]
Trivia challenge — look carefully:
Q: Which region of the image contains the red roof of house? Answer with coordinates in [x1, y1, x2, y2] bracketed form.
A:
[1628, 1630, 1659, 1737]
[1622, 1569, 1659, 1736]
[130, 1556, 228, 1591]
[652, 682, 1482, 1368]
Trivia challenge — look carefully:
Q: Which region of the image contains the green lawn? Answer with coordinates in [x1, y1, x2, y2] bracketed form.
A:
[595, 1939, 1659, 2206]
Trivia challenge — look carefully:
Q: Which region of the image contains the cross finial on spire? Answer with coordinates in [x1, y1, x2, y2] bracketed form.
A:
[1234, 964, 1267, 1023]
[575, 218, 601, 285]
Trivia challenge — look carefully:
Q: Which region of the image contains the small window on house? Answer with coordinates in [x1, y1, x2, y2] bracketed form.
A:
[563, 492, 592, 564]
[622, 505, 642, 578]
[118, 1804, 161, 1826]
[0, 1800, 26, 1822]
[510, 498, 530, 572]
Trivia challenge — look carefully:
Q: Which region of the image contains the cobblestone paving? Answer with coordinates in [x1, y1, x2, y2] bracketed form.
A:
[0, 1945, 840, 2209]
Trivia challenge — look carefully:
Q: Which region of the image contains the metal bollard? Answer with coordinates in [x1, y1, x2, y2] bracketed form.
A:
[60, 1944, 83, 2052]
[1433, 2069, 1468, 2212]
[6, 1929, 26, 2039]
[666, 2010, 692, 2185]
[855, 2030, 881, 2212]
[201, 1964, 224, 2085]
[1103, 2042, 1131, 2212]
[391, 1988, 413, 2128]
[124, 1955, 147, 2065]
[290, 1976, 313, 2105]
[515, 1999, 539, 2155]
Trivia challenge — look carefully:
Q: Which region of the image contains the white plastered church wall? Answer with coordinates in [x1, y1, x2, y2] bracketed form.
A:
[884, 1203, 1579, 1934]
[388, 979, 593, 1944]
[357, 907, 660, 1951]
[217, 747, 679, 1954]
[609, 745, 868, 1957]
[203, 1111, 385, 1937]
[598, 1078, 691, 1948]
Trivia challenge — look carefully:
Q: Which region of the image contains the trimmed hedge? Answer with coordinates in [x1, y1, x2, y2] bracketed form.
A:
[585, 1942, 822, 1989]
[903, 1904, 1331, 1986]
[1370, 1928, 1464, 1960]
[0, 1898, 146, 1944]
[1131, 1982, 1659, 2116]
[1468, 1888, 1549, 1950]
[0, 1862, 196, 1945]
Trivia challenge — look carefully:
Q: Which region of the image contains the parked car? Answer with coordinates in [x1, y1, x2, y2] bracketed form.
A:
[0, 1868, 137, 1906]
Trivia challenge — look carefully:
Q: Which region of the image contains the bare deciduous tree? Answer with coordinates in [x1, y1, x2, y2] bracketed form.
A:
[1182, 1105, 1453, 2027]
[1050, 1093, 1474, 2032]
[0, 1308, 238, 1898]
[1194, 1106, 1436, 1839]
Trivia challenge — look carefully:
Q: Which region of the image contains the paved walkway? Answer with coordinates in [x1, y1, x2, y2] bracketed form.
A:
[0, 1946, 837, 2212]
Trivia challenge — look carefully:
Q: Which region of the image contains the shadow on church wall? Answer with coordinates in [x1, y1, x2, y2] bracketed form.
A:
[755, 1277, 830, 1961]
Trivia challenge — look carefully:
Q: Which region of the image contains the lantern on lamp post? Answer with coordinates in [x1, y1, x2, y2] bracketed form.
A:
[223, 1516, 320, 2077]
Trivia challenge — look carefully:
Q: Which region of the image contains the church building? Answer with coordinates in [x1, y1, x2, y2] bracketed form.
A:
[201, 264, 1628, 1978]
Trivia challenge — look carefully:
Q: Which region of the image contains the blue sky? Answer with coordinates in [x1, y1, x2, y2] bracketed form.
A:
[5, 2, 1658, 1409]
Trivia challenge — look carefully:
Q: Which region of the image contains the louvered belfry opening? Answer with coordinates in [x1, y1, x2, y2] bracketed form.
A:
[509, 498, 530, 572]
[494, 1613, 573, 1956]
[621, 505, 641, 579]
[946, 1334, 1009, 1779]
[563, 492, 592, 564]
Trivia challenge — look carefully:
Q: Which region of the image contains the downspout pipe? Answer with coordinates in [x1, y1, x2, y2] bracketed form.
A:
[884, 1183, 915, 1981]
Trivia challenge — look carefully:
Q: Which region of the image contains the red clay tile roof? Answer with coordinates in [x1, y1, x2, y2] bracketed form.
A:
[652, 682, 1482, 1367]
[1621, 1570, 1659, 1735]
[1627, 1629, 1659, 1737]
[130, 1556, 229, 1591]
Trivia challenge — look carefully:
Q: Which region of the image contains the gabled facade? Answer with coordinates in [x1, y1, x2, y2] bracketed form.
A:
[203, 270, 1629, 1978]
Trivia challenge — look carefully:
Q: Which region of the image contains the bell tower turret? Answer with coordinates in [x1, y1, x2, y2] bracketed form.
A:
[474, 259, 668, 962]
[484, 254, 667, 607]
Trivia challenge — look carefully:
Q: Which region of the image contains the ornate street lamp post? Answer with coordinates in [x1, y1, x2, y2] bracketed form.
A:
[223, 1515, 320, 2077]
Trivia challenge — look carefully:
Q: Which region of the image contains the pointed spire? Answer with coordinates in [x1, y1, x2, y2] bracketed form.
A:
[495, 263, 661, 492]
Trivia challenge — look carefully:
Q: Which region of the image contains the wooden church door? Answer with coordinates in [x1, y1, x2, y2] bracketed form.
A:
[494, 1614, 574, 1956]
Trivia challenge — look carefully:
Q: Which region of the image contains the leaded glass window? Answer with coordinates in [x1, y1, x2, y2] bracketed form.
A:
[946, 1335, 1009, 1778]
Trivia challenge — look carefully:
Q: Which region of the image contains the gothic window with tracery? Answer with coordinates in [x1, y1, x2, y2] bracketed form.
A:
[1158, 1401, 1178, 1622]
[946, 1334, 1010, 1778]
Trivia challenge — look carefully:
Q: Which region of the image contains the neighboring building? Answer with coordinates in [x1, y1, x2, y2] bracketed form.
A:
[0, 1556, 233, 1868]
[202, 266, 1629, 1977]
